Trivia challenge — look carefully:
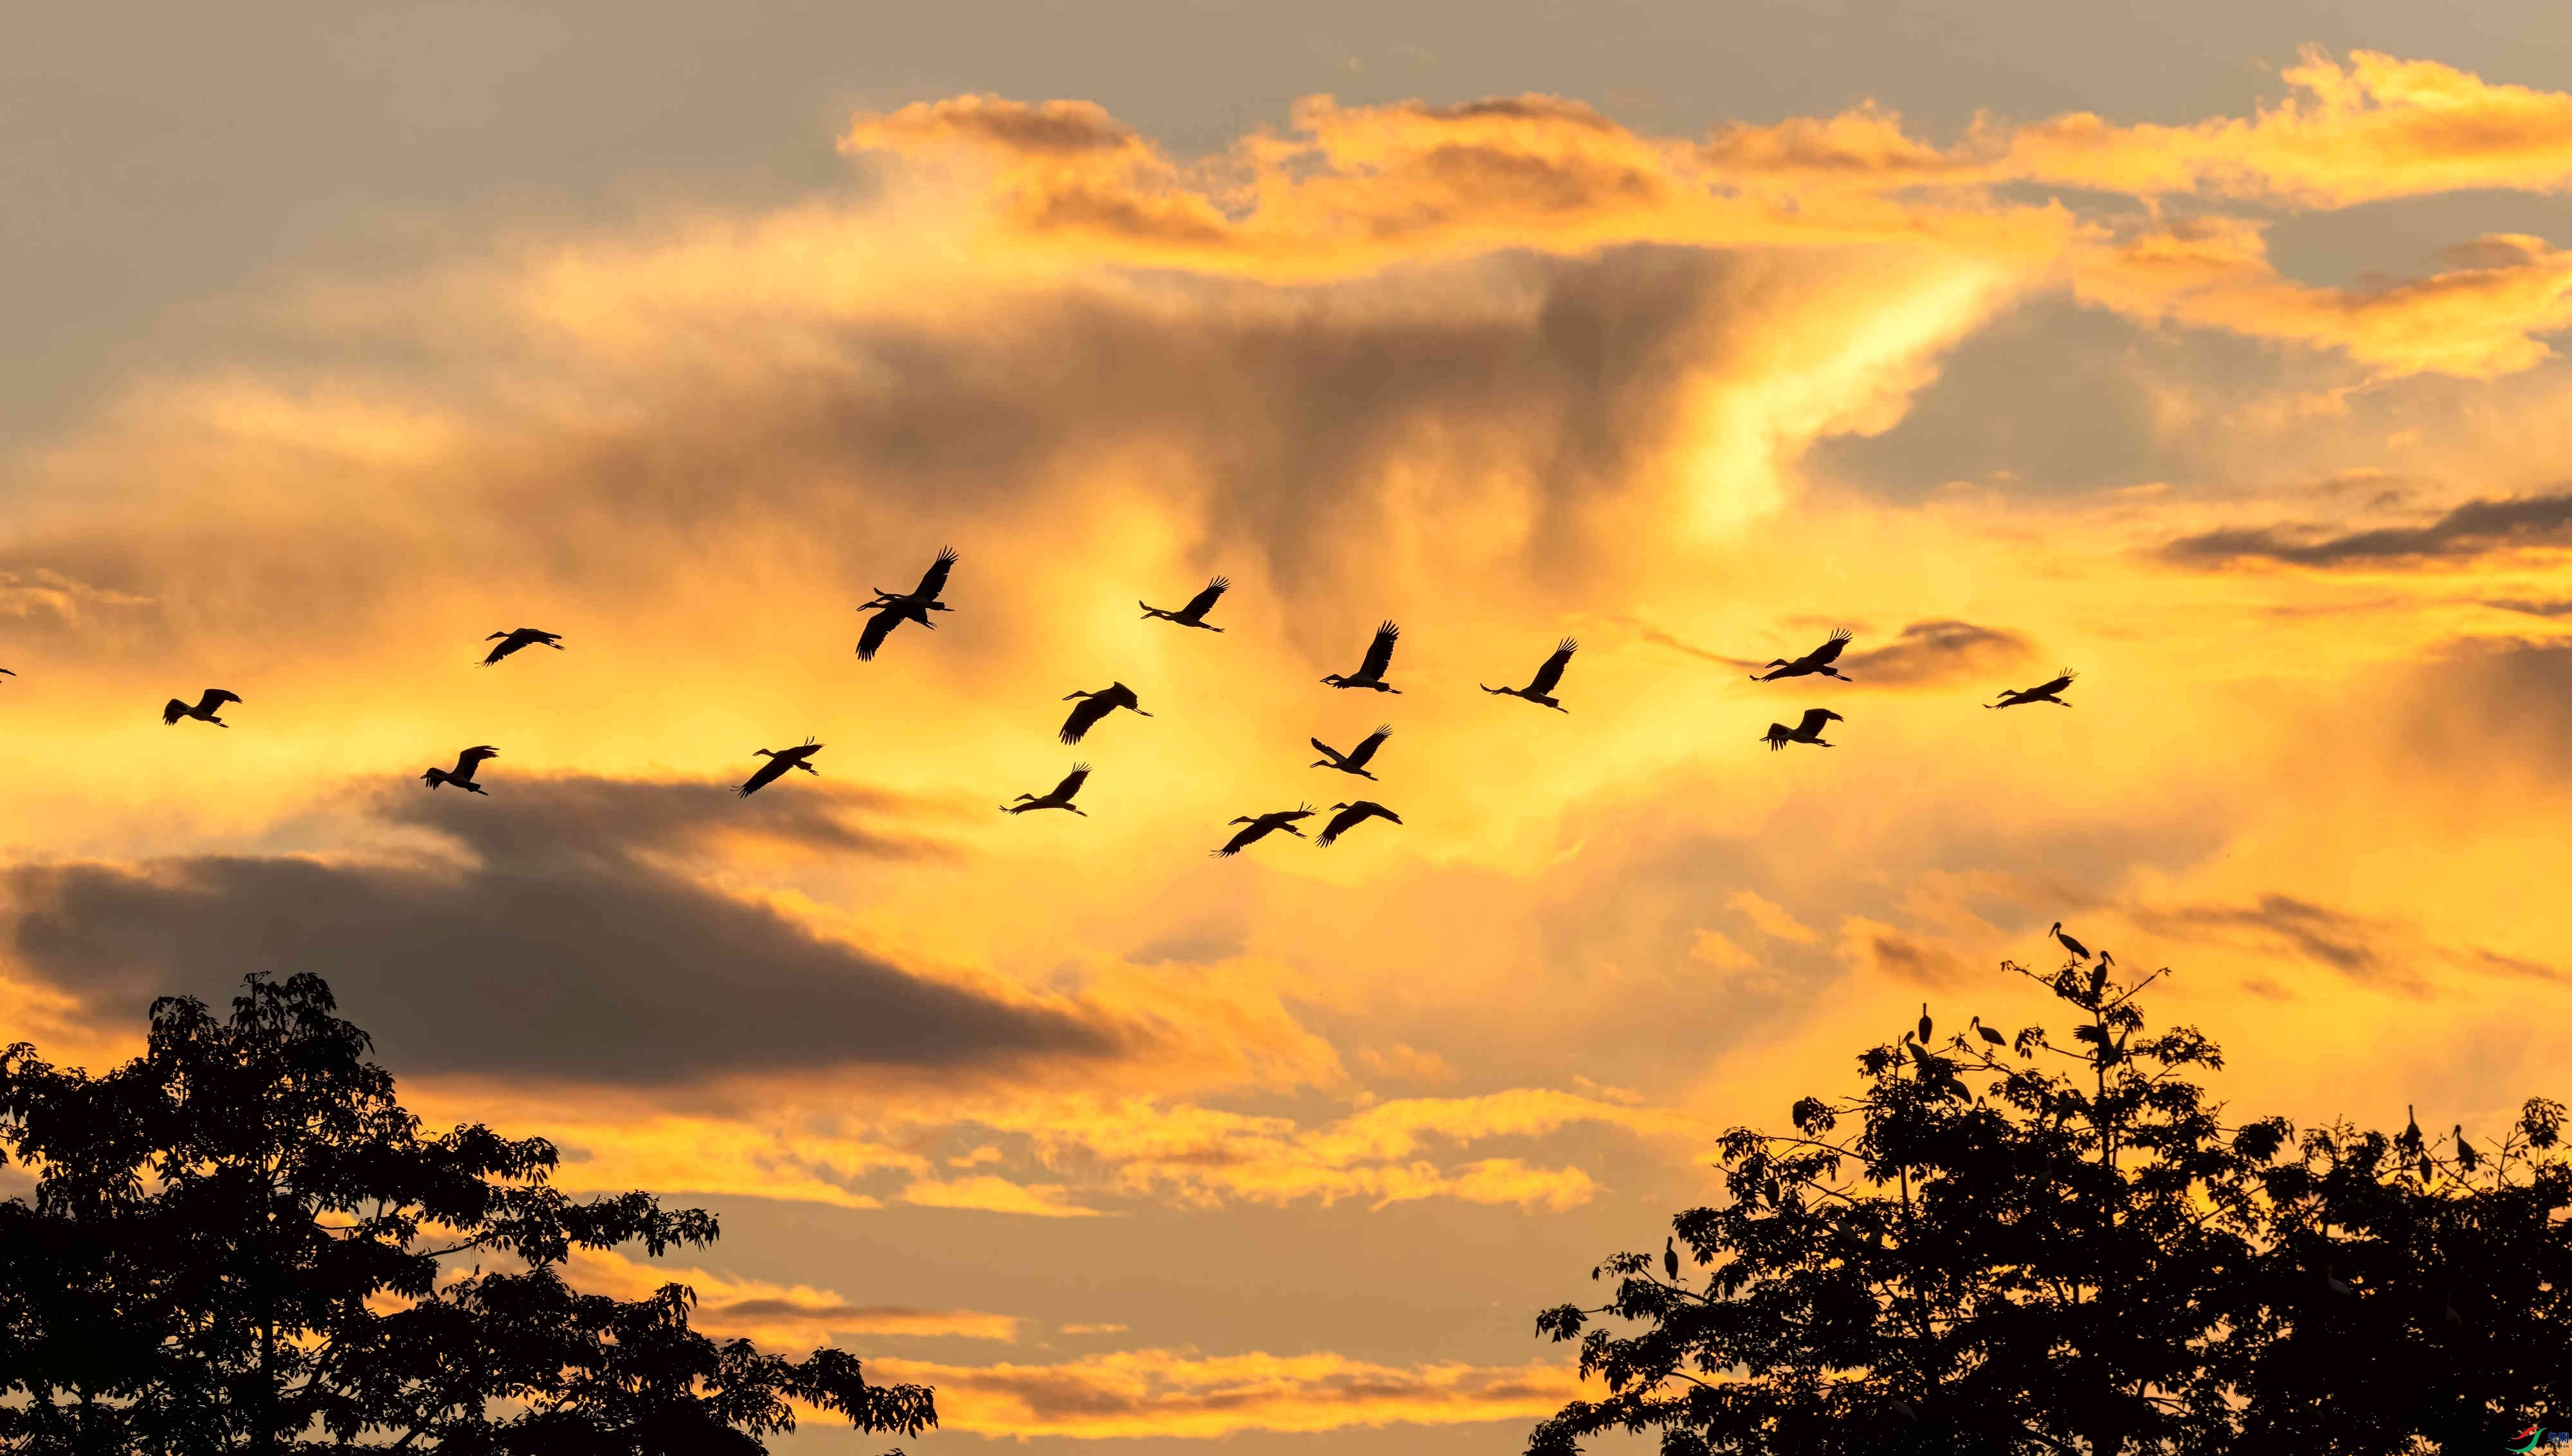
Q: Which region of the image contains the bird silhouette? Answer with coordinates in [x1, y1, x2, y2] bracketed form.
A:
[1213, 805, 1315, 857]
[1322, 621, 1402, 693]
[739, 738, 822, 798]
[0, 667, 14, 682]
[480, 628, 564, 666]
[1917, 1003, 1934, 1045]
[2456, 1126, 2480, 1174]
[1141, 576, 1229, 631]
[1970, 1015, 2006, 1047]
[1005, 764, 1091, 816]
[1310, 724, 1393, 780]
[2050, 921, 2092, 962]
[163, 688, 241, 727]
[1989, 669, 2076, 708]
[1483, 638, 1577, 711]
[864, 546, 959, 616]
[1750, 629, 1854, 683]
[1663, 1236, 1680, 1281]
[856, 597, 934, 661]
[422, 745, 498, 795]
[1316, 800, 1402, 847]
[1760, 708, 1842, 751]
[1059, 683, 1151, 745]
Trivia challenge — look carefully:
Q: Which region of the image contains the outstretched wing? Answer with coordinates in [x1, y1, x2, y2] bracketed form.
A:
[1217, 821, 1268, 856]
[1358, 621, 1399, 679]
[1060, 696, 1112, 745]
[1764, 723, 1792, 750]
[1809, 628, 1853, 665]
[914, 546, 959, 600]
[163, 698, 189, 724]
[454, 745, 499, 774]
[206, 689, 241, 708]
[2037, 670, 2076, 695]
[739, 755, 793, 797]
[1526, 638, 1577, 695]
[480, 637, 519, 665]
[1181, 577, 1229, 618]
[1051, 765, 1091, 801]
[1344, 724, 1393, 768]
[1797, 707, 1838, 733]
[1316, 805, 1366, 846]
[856, 604, 905, 661]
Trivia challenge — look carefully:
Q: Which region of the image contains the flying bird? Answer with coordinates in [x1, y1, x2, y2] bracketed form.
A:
[1140, 576, 1229, 631]
[1, 667, 14, 682]
[1970, 1016, 2006, 1047]
[1750, 629, 1854, 683]
[1761, 708, 1842, 751]
[1310, 724, 1393, 780]
[2050, 921, 2092, 962]
[1212, 804, 1314, 858]
[1321, 621, 1402, 694]
[1059, 683, 1152, 745]
[856, 597, 934, 661]
[1315, 800, 1401, 847]
[1989, 669, 2076, 709]
[864, 546, 959, 616]
[1663, 1236, 1680, 1281]
[1483, 637, 1577, 711]
[163, 689, 241, 727]
[739, 738, 822, 798]
[422, 745, 498, 795]
[1005, 764, 1091, 816]
[480, 628, 564, 666]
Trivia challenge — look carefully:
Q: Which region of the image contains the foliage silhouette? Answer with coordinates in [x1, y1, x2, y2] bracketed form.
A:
[1528, 957, 2569, 1454]
[0, 973, 936, 1454]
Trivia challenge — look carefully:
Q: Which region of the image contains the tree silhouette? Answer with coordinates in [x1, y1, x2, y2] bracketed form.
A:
[1528, 957, 2569, 1454]
[0, 973, 936, 1453]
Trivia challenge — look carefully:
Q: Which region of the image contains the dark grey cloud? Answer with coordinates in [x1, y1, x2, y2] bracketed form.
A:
[0, 776, 1131, 1086]
[1840, 619, 2035, 688]
[2162, 490, 2572, 567]
[2130, 892, 2564, 994]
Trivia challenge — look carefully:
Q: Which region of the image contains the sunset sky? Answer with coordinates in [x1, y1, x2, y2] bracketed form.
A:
[8, 3, 2572, 1450]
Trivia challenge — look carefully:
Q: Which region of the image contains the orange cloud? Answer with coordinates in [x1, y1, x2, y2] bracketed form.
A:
[562, 1248, 1022, 1348]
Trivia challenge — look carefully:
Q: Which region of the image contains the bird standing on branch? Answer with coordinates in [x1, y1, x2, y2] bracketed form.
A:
[1483, 638, 1577, 711]
[739, 738, 822, 798]
[1761, 708, 1842, 751]
[1140, 576, 1229, 631]
[1750, 629, 1854, 683]
[480, 628, 564, 666]
[422, 746, 498, 795]
[1322, 621, 1402, 693]
[163, 689, 241, 727]
[2050, 921, 2092, 961]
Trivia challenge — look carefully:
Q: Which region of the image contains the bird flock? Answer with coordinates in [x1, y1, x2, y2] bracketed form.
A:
[3, 546, 2081, 863]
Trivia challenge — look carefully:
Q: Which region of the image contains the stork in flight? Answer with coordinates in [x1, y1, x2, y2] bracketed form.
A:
[0, 667, 13, 683]
[1483, 638, 1577, 712]
[856, 597, 932, 661]
[1213, 804, 1314, 857]
[1990, 669, 2076, 708]
[864, 546, 959, 617]
[1059, 683, 1151, 745]
[1750, 629, 1854, 683]
[480, 628, 564, 667]
[422, 746, 498, 795]
[1310, 724, 1393, 780]
[1321, 621, 1402, 693]
[1760, 708, 1841, 751]
[1315, 800, 1401, 847]
[1141, 576, 1229, 632]
[163, 689, 241, 727]
[739, 738, 823, 798]
[1005, 764, 1091, 816]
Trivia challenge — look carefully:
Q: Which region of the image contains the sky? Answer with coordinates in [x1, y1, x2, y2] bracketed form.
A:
[6, 3, 2572, 1451]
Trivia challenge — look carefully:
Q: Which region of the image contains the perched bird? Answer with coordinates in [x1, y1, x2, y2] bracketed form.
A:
[1213, 805, 1315, 858]
[1140, 576, 1229, 632]
[1917, 1003, 1934, 1045]
[2087, 961, 2109, 1003]
[1322, 621, 1402, 694]
[1483, 638, 1577, 712]
[1663, 1236, 1680, 1281]
[1750, 629, 1854, 683]
[1310, 724, 1393, 780]
[422, 745, 498, 795]
[856, 597, 932, 661]
[480, 628, 565, 667]
[1989, 669, 2076, 709]
[1970, 1016, 2006, 1047]
[2404, 1105, 2423, 1153]
[163, 689, 242, 727]
[1316, 800, 1402, 847]
[2456, 1126, 2479, 1174]
[2324, 1266, 2354, 1297]
[1059, 683, 1152, 745]
[739, 738, 823, 798]
[1005, 764, 1091, 816]
[2050, 921, 2092, 961]
[864, 546, 959, 616]
[1761, 708, 1842, 751]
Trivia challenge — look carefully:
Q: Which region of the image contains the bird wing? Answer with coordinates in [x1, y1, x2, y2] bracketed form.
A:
[1796, 708, 1836, 733]
[454, 746, 499, 773]
[1317, 805, 1366, 844]
[2036, 672, 2074, 695]
[480, 638, 518, 665]
[1060, 696, 1112, 745]
[1526, 638, 1577, 695]
[739, 755, 792, 796]
[1345, 724, 1392, 767]
[1218, 821, 1270, 855]
[856, 604, 905, 660]
[1357, 621, 1399, 679]
[1181, 577, 1229, 617]
[1052, 766, 1090, 800]
[204, 690, 241, 708]
[1366, 802, 1402, 825]
[1809, 629, 1852, 665]
[914, 546, 959, 600]
[163, 698, 189, 724]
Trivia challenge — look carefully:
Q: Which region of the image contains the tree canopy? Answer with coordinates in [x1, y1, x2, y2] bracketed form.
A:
[1529, 957, 2571, 1455]
[0, 972, 936, 1454]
